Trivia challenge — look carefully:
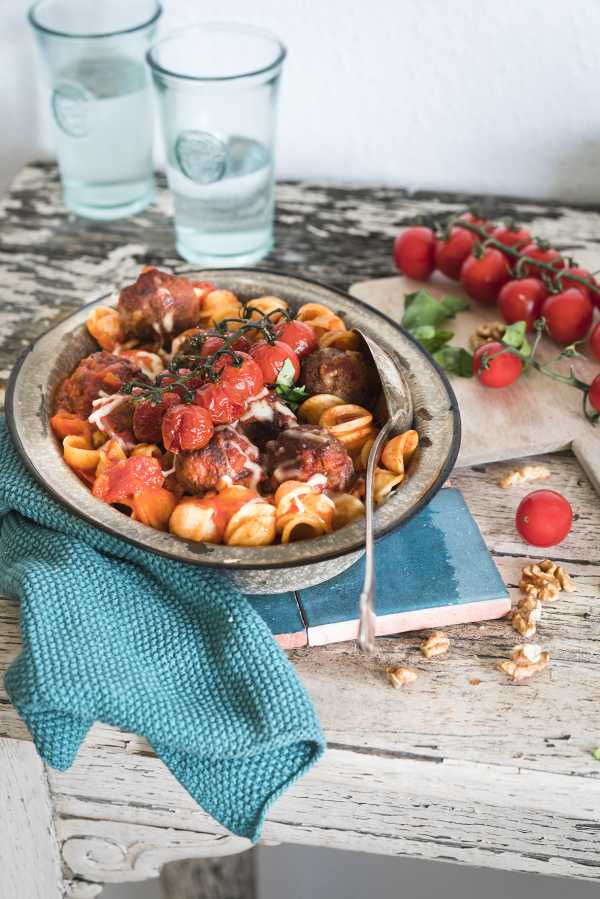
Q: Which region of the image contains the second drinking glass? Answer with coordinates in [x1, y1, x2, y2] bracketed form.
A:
[147, 24, 286, 265]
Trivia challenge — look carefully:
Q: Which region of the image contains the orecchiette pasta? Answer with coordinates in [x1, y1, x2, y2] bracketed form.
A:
[63, 435, 101, 471]
[86, 306, 124, 351]
[95, 439, 128, 476]
[319, 404, 377, 453]
[331, 493, 365, 529]
[381, 430, 419, 475]
[373, 467, 405, 505]
[296, 302, 346, 337]
[198, 289, 242, 328]
[169, 496, 223, 543]
[298, 393, 345, 425]
[224, 498, 277, 546]
[245, 295, 289, 323]
[318, 329, 360, 351]
[274, 480, 334, 543]
[131, 487, 177, 531]
[130, 443, 163, 459]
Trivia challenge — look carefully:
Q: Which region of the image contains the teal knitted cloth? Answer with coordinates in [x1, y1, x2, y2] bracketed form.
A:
[0, 421, 324, 841]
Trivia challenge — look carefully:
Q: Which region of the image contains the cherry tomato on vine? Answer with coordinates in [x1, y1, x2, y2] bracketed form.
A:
[195, 332, 251, 356]
[193, 382, 246, 425]
[132, 391, 181, 443]
[249, 340, 300, 384]
[497, 278, 548, 331]
[434, 227, 477, 280]
[515, 490, 573, 547]
[589, 374, 600, 411]
[472, 341, 523, 388]
[213, 351, 264, 403]
[393, 227, 436, 280]
[519, 242, 565, 280]
[590, 322, 600, 362]
[273, 319, 318, 358]
[161, 404, 214, 453]
[459, 211, 494, 233]
[492, 224, 531, 260]
[555, 267, 597, 306]
[541, 289, 593, 345]
[460, 248, 511, 305]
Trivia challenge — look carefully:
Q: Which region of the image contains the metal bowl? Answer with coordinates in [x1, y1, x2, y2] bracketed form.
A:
[6, 269, 460, 593]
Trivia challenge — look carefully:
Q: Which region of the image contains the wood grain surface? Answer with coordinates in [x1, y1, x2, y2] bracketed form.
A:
[1, 163, 600, 890]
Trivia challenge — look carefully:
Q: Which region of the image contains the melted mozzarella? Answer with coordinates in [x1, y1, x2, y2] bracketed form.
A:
[88, 393, 128, 431]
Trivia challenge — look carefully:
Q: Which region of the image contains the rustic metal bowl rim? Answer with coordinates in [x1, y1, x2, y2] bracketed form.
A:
[6, 268, 461, 570]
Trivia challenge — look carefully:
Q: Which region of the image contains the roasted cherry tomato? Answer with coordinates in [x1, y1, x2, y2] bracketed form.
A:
[472, 341, 523, 388]
[590, 322, 600, 362]
[161, 403, 214, 453]
[193, 382, 246, 425]
[460, 248, 511, 304]
[213, 351, 264, 403]
[434, 227, 477, 280]
[92, 455, 164, 504]
[555, 267, 598, 306]
[393, 226, 436, 280]
[497, 278, 548, 331]
[519, 242, 565, 280]
[589, 374, 600, 411]
[249, 340, 300, 384]
[515, 490, 573, 547]
[132, 391, 181, 443]
[541, 289, 593, 345]
[492, 224, 531, 260]
[273, 319, 318, 358]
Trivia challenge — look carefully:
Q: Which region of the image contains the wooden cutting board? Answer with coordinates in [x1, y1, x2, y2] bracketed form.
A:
[350, 274, 600, 492]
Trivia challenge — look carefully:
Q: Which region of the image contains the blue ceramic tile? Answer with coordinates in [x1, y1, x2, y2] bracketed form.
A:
[298, 488, 508, 628]
[247, 591, 305, 637]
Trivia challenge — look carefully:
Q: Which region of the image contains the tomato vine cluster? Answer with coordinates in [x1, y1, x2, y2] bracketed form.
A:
[393, 212, 600, 421]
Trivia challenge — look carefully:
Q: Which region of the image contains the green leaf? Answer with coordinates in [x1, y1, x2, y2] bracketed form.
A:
[402, 290, 467, 332]
[591, 747, 600, 761]
[502, 321, 531, 357]
[433, 346, 474, 377]
[275, 382, 308, 412]
[411, 325, 454, 354]
[275, 357, 296, 389]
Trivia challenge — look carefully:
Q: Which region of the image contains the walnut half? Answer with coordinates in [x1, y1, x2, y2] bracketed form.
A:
[386, 666, 418, 688]
[469, 321, 506, 350]
[520, 560, 575, 601]
[511, 596, 542, 639]
[498, 644, 550, 681]
[420, 631, 450, 659]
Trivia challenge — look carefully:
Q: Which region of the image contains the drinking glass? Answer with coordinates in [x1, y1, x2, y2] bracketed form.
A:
[29, 0, 162, 220]
[147, 24, 286, 265]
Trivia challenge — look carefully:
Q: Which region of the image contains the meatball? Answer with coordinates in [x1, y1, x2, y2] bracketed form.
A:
[175, 426, 265, 495]
[238, 389, 298, 448]
[266, 424, 354, 492]
[301, 347, 378, 407]
[55, 351, 146, 418]
[118, 268, 200, 344]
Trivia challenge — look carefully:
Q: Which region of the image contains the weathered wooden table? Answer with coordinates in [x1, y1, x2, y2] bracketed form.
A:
[1, 163, 599, 898]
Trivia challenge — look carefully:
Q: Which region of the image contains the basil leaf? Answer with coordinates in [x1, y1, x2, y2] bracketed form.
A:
[412, 326, 454, 354]
[275, 357, 296, 388]
[275, 383, 308, 411]
[433, 346, 473, 377]
[502, 320, 531, 357]
[402, 290, 468, 332]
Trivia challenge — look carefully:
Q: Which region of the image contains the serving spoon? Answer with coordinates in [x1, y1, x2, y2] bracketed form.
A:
[352, 330, 414, 654]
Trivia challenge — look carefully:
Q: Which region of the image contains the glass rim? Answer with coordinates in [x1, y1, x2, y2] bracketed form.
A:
[146, 22, 286, 83]
[28, 0, 163, 39]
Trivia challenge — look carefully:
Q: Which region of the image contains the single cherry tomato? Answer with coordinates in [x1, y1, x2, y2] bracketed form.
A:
[161, 404, 214, 453]
[515, 490, 573, 547]
[590, 322, 600, 362]
[273, 319, 318, 358]
[497, 278, 548, 331]
[589, 374, 600, 411]
[249, 340, 300, 384]
[193, 383, 246, 424]
[393, 227, 436, 280]
[213, 351, 264, 404]
[555, 267, 598, 306]
[472, 341, 522, 388]
[132, 391, 181, 443]
[541, 289, 593, 345]
[519, 242, 565, 280]
[434, 227, 477, 280]
[460, 248, 511, 305]
[459, 211, 494, 233]
[92, 456, 164, 504]
[492, 224, 531, 262]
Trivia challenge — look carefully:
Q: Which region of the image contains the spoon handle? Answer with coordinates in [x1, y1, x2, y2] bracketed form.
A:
[357, 414, 398, 654]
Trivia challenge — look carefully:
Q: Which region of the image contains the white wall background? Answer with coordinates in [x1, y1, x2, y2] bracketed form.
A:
[3, 0, 600, 202]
